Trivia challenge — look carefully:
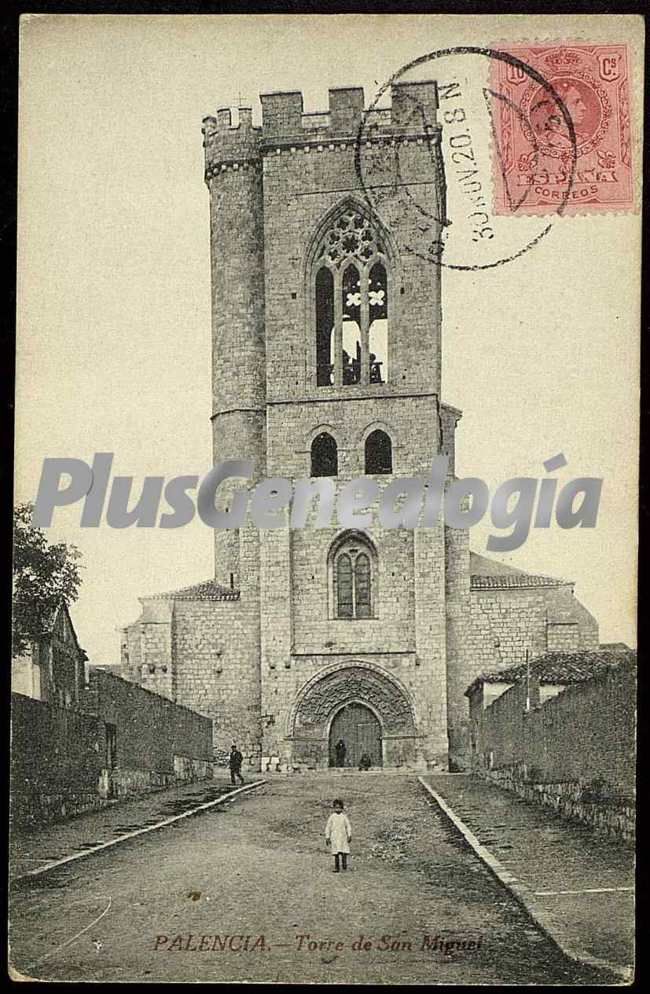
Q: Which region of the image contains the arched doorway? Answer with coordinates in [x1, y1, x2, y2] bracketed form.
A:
[329, 703, 382, 768]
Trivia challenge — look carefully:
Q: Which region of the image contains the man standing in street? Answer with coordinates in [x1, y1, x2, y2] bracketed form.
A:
[229, 744, 245, 785]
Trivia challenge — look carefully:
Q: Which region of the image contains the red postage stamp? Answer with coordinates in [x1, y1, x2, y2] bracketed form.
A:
[490, 43, 634, 215]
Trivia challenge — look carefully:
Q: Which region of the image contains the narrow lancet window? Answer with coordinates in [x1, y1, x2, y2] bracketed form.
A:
[368, 262, 388, 383]
[316, 268, 334, 386]
[342, 264, 361, 384]
[336, 553, 354, 618]
[332, 535, 376, 619]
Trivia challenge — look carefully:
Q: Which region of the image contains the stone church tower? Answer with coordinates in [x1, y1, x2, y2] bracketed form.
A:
[121, 83, 598, 771]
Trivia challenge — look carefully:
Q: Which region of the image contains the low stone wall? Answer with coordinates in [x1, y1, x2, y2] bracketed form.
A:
[476, 658, 635, 792]
[484, 765, 635, 843]
[173, 756, 213, 781]
[11, 693, 107, 828]
[11, 686, 217, 830]
[83, 669, 215, 778]
[474, 658, 635, 841]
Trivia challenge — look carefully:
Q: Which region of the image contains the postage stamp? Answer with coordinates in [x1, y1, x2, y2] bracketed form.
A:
[489, 43, 634, 215]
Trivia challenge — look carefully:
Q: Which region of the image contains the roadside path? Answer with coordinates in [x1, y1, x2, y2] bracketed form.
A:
[424, 774, 634, 978]
[10, 775, 612, 983]
[10, 777, 250, 880]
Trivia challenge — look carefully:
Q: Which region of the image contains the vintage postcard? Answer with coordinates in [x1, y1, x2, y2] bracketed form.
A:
[10, 12, 641, 984]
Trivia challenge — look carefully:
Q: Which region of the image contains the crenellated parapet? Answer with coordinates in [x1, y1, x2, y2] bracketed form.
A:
[202, 107, 262, 181]
[202, 82, 441, 180]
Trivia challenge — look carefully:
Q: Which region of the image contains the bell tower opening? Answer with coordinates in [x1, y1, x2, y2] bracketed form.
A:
[329, 702, 383, 768]
[311, 204, 389, 388]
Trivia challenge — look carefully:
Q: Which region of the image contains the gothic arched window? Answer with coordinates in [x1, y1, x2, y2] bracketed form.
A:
[331, 534, 375, 619]
[313, 207, 389, 388]
[365, 429, 392, 474]
[311, 432, 338, 477]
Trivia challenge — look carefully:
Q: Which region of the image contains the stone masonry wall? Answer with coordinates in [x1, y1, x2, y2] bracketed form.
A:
[413, 524, 449, 763]
[255, 88, 445, 403]
[477, 660, 636, 790]
[444, 523, 472, 769]
[122, 574, 262, 764]
[266, 394, 442, 480]
[465, 584, 598, 683]
[84, 669, 213, 776]
[11, 680, 214, 830]
[11, 692, 106, 828]
[172, 599, 261, 761]
[290, 526, 414, 655]
[205, 108, 266, 589]
[475, 659, 636, 840]
[121, 599, 174, 700]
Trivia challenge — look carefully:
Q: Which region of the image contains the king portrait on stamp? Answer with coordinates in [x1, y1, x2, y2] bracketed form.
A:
[490, 43, 635, 214]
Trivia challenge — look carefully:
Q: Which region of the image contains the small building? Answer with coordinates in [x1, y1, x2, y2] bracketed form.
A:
[466, 646, 636, 768]
[463, 647, 636, 839]
[11, 599, 87, 708]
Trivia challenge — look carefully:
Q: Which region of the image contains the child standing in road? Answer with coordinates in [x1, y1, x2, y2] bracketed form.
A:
[325, 798, 352, 872]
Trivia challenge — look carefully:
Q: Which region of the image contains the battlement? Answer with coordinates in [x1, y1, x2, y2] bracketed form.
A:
[203, 82, 440, 177]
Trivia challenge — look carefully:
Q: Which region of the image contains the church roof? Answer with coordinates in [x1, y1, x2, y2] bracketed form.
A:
[469, 552, 567, 589]
[466, 647, 636, 695]
[147, 578, 240, 602]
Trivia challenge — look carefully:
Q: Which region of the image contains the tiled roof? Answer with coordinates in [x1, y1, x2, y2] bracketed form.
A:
[466, 648, 636, 695]
[471, 573, 563, 589]
[147, 579, 240, 602]
[469, 551, 566, 589]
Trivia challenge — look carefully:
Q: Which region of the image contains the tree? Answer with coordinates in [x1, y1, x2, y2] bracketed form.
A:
[12, 503, 83, 656]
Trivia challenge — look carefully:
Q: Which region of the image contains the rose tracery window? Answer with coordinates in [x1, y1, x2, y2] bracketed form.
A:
[314, 208, 389, 388]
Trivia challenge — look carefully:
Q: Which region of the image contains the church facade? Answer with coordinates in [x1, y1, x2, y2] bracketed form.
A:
[121, 82, 598, 771]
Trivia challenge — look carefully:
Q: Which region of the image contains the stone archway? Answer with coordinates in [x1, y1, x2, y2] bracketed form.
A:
[290, 663, 417, 769]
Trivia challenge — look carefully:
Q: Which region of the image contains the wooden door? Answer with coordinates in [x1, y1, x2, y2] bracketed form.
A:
[329, 703, 382, 768]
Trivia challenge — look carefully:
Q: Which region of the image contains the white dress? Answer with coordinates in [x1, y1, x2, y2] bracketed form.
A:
[325, 812, 352, 854]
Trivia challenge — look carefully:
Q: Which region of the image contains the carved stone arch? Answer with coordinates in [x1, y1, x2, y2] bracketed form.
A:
[289, 660, 416, 741]
[327, 527, 377, 563]
[304, 195, 399, 280]
[307, 422, 340, 447]
[357, 419, 398, 450]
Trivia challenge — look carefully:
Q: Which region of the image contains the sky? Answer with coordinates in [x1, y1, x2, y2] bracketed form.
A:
[15, 13, 641, 662]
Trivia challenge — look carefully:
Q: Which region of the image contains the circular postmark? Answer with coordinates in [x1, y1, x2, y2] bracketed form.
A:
[354, 47, 578, 271]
